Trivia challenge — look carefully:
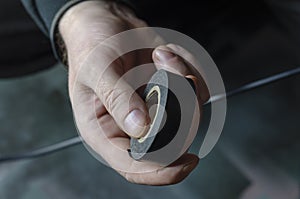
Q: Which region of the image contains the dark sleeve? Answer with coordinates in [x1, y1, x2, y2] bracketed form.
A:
[21, 0, 136, 62]
[21, 0, 87, 61]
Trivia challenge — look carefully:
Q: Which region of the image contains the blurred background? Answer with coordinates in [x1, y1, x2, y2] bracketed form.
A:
[0, 0, 299, 198]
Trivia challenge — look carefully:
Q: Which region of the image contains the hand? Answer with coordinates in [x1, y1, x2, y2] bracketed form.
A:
[59, 0, 208, 185]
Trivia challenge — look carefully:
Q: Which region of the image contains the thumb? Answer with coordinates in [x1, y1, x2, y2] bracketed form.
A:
[94, 68, 150, 138]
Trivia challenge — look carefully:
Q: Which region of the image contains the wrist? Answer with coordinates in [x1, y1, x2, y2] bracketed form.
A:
[58, 1, 135, 71]
[59, 1, 110, 49]
[58, 1, 113, 72]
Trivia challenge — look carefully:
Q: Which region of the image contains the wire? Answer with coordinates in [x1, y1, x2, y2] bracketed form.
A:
[0, 137, 82, 163]
[206, 67, 300, 104]
[0, 67, 300, 163]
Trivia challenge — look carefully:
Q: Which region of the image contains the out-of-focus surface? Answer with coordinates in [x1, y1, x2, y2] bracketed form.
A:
[0, 0, 299, 198]
[0, 0, 55, 77]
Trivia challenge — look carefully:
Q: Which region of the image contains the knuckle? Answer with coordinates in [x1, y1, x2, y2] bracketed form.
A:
[102, 87, 130, 113]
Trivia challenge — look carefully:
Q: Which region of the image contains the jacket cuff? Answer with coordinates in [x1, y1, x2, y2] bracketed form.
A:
[50, 0, 87, 63]
[22, 0, 136, 64]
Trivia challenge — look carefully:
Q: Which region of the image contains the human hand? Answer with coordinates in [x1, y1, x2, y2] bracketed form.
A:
[59, 0, 208, 185]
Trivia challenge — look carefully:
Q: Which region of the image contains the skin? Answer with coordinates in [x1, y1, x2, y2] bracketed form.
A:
[59, 0, 209, 185]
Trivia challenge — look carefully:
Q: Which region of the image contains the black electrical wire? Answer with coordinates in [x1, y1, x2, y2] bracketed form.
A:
[0, 67, 300, 163]
[0, 137, 82, 163]
[207, 67, 300, 104]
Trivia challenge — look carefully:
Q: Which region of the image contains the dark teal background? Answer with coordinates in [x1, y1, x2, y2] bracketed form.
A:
[0, 0, 299, 198]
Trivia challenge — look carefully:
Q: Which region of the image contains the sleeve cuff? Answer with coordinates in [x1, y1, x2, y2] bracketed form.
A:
[22, 0, 137, 65]
[49, 0, 87, 62]
[50, 0, 137, 64]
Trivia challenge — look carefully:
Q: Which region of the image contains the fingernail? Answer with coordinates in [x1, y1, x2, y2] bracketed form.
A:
[124, 109, 150, 138]
[155, 48, 176, 62]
